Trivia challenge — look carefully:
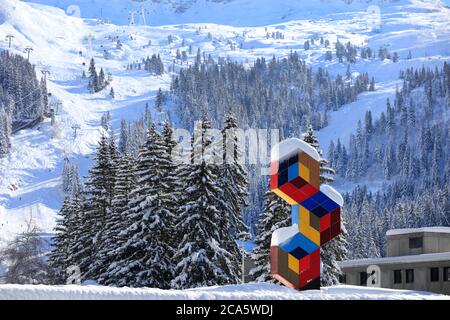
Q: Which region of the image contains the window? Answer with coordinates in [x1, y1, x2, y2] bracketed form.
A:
[394, 270, 402, 284]
[430, 268, 439, 282]
[409, 237, 423, 249]
[444, 268, 450, 282]
[339, 274, 347, 284]
[406, 269, 414, 283]
[360, 272, 368, 286]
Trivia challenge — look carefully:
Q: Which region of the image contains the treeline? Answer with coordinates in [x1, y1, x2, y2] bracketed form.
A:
[126, 54, 164, 76]
[0, 51, 49, 156]
[328, 63, 450, 181]
[332, 63, 450, 258]
[49, 114, 249, 289]
[170, 51, 373, 135]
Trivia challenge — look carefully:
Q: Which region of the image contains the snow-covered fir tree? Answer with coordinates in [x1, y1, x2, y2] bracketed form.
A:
[97, 153, 137, 286]
[48, 197, 77, 284]
[219, 112, 250, 280]
[71, 135, 116, 281]
[62, 159, 82, 199]
[105, 124, 176, 288]
[88, 58, 99, 93]
[172, 117, 238, 289]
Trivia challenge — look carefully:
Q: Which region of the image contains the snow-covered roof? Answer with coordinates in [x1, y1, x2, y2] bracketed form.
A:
[270, 138, 320, 163]
[271, 225, 299, 247]
[320, 184, 344, 207]
[339, 252, 450, 269]
[387, 227, 450, 237]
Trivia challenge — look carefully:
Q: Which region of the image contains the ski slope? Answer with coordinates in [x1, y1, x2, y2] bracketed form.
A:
[20, 0, 429, 27]
[0, 0, 449, 253]
[0, 283, 448, 300]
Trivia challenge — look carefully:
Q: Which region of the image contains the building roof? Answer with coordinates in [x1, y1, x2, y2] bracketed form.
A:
[386, 227, 450, 236]
[339, 252, 450, 269]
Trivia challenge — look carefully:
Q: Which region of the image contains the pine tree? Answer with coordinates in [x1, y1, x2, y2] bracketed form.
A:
[98, 68, 106, 91]
[62, 158, 71, 195]
[97, 154, 137, 286]
[218, 112, 250, 282]
[172, 118, 236, 289]
[369, 77, 375, 91]
[250, 189, 290, 282]
[88, 58, 98, 93]
[155, 88, 164, 112]
[48, 197, 74, 284]
[101, 111, 111, 132]
[106, 125, 176, 288]
[72, 135, 116, 281]
[110, 87, 115, 99]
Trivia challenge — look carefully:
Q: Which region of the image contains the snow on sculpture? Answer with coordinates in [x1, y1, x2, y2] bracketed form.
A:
[269, 138, 343, 290]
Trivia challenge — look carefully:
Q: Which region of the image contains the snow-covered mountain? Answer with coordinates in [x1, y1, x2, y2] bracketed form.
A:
[0, 0, 449, 269]
[20, 0, 448, 26]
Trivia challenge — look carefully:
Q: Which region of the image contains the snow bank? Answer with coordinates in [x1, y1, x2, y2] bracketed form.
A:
[387, 227, 450, 236]
[320, 185, 344, 207]
[271, 225, 299, 247]
[271, 138, 320, 163]
[0, 283, 447, 300]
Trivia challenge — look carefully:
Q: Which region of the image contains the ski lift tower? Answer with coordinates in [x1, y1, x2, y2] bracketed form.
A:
[132, 0, 148, 26]
[128, 10, 136, 27]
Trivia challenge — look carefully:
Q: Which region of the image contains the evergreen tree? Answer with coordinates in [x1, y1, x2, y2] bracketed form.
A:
[219, 112, 250, 282]
[98, 68, 106, 90]
[155, 88, 164, 112]
[48, 197, 74, 284]
[119, 119, 129, 154]
[88, 58, 99, 93]
[106, 125, 176, 288]
[97, 154, 137, 286]
[72, 135, 116, 281]
[172, 118, 236, 289]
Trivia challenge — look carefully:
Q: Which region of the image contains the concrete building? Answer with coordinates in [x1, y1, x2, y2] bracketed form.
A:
[339, 227, 450, 295]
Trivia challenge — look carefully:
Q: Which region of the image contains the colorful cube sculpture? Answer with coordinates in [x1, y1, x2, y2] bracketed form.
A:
[270, 138, 344, 291]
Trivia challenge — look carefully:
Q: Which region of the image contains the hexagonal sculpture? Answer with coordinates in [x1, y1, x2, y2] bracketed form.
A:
[293, 187, 342, 246]
[270, 140, 320, 205]
[271, 225, 321, 290]
[269, 138, 344, 291]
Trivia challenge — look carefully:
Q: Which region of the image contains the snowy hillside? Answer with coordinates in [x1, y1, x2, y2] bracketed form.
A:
[21, 0, 444, 26]
[1, 283, 449, 300]
[0, 0, 449, 278]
